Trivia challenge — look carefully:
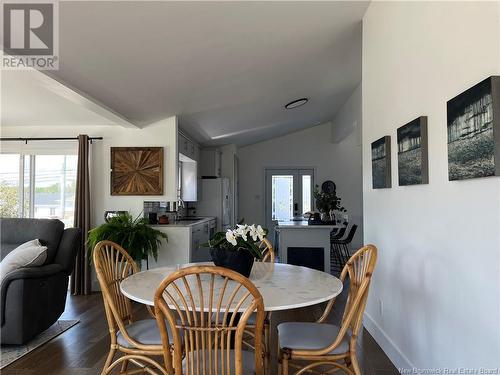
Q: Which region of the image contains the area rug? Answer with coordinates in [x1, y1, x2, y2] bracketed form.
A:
[0, 320, 79, 369]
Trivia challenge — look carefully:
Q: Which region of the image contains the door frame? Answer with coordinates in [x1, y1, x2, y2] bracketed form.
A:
[263, 166, 315, 231]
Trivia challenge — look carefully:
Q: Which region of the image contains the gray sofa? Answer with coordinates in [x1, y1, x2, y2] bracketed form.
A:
[0, 218, 81, 345]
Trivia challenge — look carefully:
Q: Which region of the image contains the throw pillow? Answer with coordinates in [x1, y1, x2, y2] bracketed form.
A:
[0, 239, 48, 285]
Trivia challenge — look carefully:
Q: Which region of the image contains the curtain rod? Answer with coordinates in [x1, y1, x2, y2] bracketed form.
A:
[0, 137, 103, 143]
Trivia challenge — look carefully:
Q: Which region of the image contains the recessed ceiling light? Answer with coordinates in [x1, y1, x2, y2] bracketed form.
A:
[285, 98, 308, 109]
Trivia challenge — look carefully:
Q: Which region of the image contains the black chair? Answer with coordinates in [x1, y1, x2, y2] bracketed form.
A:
[330, 224, 358, 274]
[329, 227, 347, 273]
[330, 226, 346, 241]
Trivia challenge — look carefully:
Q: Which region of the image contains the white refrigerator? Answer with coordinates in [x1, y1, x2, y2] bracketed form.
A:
[197, 178, 232, 232]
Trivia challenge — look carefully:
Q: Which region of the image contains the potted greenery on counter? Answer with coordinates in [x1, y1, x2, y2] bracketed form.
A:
[313, 184, 346, 222]
[87, 213, 168, 262]
[202, 223, 267, 277]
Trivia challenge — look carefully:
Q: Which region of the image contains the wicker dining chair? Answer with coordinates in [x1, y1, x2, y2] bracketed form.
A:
[277, 244, 378, 375]
[259, 238, 276, 263]
[93, 240, 170, 375]
[245, 238, 276, 373]
[154, 265, 266, 375]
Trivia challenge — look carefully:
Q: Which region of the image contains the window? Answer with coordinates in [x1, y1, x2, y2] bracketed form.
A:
[0, 154, 77, 227]
[0, 154, 21, 218]
[265, 168, 314, 227]
[301, 174, 312, 214]
[271, 175, 294, 221]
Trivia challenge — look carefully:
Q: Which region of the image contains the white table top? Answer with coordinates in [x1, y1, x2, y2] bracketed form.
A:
[120, 262, 343, 312]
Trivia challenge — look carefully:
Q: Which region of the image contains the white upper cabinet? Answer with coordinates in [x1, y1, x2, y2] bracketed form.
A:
[200, 148, 222, 178]
[178, 130, 200, 201]
[178, 132, 199, 161]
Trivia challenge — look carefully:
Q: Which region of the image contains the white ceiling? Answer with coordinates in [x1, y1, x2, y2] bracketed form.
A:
[1, 1, 368, 146]
[1, 69, 136, 127]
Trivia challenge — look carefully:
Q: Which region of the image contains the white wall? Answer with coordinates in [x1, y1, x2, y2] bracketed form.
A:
[1, 116, 178, 228]
[239, 85, 363, 248]
[362, 2, 500, 370]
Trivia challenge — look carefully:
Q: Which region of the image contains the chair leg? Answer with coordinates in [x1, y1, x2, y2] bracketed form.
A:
[277, 341, 285, 375]
[341, 244, 350, 267]
[264, 322, 270, 374]
[281, 355, 289, 375]
[102, 347, 116, 375]
[343, 244, 351, 261]
[330, 243, 341, 274]
[339, 244, 345, 267]
[350, 352, 362, 375]
[335, 244, 344, 271]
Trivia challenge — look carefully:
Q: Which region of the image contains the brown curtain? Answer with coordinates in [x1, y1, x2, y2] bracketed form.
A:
[71, 134, 92, 295]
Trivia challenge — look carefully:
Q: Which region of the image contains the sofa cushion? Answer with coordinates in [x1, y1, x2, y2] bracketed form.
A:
[0, 239, 47, 285]
[54, 228, 81, 274]
[0, 218, 64, 264]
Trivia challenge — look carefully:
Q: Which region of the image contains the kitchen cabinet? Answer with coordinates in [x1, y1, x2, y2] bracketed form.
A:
[200, 148, 222, 177]
[178, 132, 199, 161]
[193, 144, 200, 162]
[178, 131, 200, 201]
[179, 155, 197, 201]
[190, 221, 211, 262]
[178, 133, 188, 155]
[145, 218, 217, 269]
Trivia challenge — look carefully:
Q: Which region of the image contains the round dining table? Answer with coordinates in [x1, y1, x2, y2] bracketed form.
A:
[120, 262, 343, 312]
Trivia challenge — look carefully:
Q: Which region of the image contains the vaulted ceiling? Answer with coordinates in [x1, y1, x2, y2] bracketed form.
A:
[1, 1, 368, 146]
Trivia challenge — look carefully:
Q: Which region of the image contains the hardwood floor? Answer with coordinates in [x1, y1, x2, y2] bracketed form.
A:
[2, 291, 399, 374]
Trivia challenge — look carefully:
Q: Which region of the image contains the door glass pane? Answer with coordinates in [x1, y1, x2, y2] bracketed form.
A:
[0, 154, 21, 217]
[271, 175, 293, 221]
[34, 155, 77, 227]
[302, 175, 312, 214]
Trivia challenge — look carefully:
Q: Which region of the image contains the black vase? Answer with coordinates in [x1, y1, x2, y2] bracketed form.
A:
[209, 248, 255, 278]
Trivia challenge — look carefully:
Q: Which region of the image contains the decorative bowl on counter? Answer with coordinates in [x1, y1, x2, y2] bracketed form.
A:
[158, 215, 169, 225]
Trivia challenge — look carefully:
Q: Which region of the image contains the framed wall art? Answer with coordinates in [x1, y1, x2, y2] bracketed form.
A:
[397, 116, 429, 185]
[447, 76, 500, 180]
[371, 136, 392, 189]
[111, 147, 164, 195]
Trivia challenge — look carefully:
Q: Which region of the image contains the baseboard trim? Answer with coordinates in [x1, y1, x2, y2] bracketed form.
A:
[363, 312, 414, 371]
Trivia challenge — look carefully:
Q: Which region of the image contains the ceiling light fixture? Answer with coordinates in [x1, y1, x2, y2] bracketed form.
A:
[285, 98, 308, 109]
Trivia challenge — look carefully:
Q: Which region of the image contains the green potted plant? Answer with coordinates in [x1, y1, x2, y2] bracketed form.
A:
[87, 213, 168, 263]
[313, 185, 346, 222]
[201, 223, 267, 277]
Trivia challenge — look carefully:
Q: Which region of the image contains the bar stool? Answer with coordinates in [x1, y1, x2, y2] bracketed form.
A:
[330, 227, 347, 273]
[332, 224, 358, 272]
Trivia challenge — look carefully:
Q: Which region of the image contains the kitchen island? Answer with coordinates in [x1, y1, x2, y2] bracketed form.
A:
[276, 220, 342, 273]
[145, 217, 216, 269]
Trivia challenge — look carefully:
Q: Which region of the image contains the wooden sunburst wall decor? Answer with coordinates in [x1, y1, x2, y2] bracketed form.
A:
[110, 147, 164, 195]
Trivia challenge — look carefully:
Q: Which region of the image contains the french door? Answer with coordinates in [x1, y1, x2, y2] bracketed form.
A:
[265, 168, 314, 237]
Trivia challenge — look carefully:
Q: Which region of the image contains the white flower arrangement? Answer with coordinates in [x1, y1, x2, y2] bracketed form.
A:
[226, 224, 266, 246]
[202, 222, 268, 259]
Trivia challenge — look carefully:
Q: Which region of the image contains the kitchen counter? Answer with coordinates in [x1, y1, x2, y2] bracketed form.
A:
[277, 220, 343, 273]
[145, 217, 216, 269]
[150, 216, 215, 228]
[276, 220, 342, 229]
